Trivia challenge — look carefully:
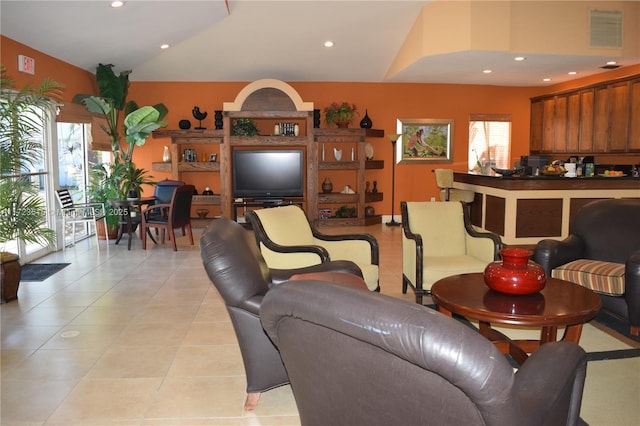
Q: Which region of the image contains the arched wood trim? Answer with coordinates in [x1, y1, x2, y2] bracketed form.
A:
[223, 79, 314, 111]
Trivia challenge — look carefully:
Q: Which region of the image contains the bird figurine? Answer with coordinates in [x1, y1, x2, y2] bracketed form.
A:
[192, 106, 208, 129]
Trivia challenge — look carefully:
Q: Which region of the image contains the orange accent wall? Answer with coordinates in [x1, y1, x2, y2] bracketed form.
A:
[129, 81, 543, 208]
[1, 36, 97, 102]
[4, 35, 634, 216]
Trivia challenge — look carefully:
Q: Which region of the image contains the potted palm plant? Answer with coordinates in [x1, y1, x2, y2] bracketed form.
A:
[74, 64, 167, 199]
[0, 65, 62, 302]
[87, 163, 121, 240]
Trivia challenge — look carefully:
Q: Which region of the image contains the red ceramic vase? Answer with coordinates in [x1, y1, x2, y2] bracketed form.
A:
[483, 248, 546, 295]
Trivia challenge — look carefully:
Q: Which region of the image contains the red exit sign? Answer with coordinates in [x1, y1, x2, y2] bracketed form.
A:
[18, 55, 35, 75]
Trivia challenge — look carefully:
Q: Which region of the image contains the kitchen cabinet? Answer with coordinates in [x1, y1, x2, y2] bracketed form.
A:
[530, 74, 640, 154]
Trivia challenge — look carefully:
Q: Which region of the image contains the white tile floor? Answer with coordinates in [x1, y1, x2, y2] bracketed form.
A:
[1, 224, 639, 425]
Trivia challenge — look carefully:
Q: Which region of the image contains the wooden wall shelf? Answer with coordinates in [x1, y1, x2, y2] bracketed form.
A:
[152, 80, 386, 227]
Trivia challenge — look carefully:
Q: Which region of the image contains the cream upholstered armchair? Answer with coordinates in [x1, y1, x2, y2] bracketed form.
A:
[245, 205, 380, 291]
[401, 201, 501, 304]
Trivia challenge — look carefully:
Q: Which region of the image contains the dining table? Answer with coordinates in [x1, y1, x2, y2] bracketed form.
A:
[108, 197, 157, 250]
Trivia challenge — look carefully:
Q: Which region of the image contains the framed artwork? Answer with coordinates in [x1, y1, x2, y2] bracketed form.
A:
[396, 118, 453, 164]
[209, 154, 218, 162]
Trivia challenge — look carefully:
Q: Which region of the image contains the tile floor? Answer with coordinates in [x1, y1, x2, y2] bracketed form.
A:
[1, 223, 639, 425]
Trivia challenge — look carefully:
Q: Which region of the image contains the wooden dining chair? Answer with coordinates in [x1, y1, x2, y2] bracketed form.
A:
[141, 184, 194, 251]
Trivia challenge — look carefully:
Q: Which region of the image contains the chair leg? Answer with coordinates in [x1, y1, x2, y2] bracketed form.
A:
[62, 218, 67, 251]
[170, 228, 177, 251]
[244, 392, 261, 411]
[93, 220, 101, 250]
[141, 222, 147, 250]
[187, 223, 194, 246]
[102, 217, 109, 244]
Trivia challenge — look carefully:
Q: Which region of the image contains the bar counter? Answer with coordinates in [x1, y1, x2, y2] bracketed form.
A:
[453, 172, 640, 246]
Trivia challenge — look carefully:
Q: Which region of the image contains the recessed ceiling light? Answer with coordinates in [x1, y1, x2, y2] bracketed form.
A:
[324, 41, 334, 48]
[483, 69, 492, 74]
[543, 78, 552, 82]
[111, 1, 124, 8]
[514, 56, 526, 61]
[606, 61, 617, 65]
[160, 44, 170, 49]
[568, 71, 578, 75]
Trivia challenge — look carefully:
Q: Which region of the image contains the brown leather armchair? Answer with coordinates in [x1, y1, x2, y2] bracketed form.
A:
[261, 280, 588, 426]
[534, 198, 640, 336]
[199, 218, 363, 410]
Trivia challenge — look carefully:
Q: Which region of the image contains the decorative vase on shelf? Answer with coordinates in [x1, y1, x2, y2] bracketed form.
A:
[333, 148, 342, 161]
[214, 110, 223, 130]
[313, 109, 321, 128]
[483, 248, 546, 295]
[359, 109, 373, 129]
[322, 177, 333, 194]
[162, 146, 171, 162]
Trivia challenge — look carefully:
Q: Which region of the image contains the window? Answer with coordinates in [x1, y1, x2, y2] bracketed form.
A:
[468, 114, 512, 174]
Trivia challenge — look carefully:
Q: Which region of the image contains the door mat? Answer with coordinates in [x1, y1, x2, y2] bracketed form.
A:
[20, 263, 70, 281]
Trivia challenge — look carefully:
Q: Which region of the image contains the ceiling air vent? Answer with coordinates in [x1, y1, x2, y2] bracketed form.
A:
[590, 9, 623, 48]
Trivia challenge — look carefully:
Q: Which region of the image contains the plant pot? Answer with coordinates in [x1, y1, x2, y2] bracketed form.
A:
[96, 220, 119, 241]
[483, 248, 546, 295]
[1, 252, 21, 303]
[335, 121, 350, 128]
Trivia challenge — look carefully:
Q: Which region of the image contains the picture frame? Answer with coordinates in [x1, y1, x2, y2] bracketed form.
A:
[209, 153, 218, 162]
[396, 118, 453, 164]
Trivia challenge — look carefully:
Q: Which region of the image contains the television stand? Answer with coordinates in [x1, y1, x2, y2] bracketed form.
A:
[255, 198, 285, 206]
[233, 198, 304, 225]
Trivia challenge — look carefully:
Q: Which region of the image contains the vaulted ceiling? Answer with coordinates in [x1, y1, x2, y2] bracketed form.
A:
[2, 1, 639, 87]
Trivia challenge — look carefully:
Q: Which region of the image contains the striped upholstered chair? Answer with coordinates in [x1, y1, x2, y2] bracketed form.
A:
[534, 199, 640, 336]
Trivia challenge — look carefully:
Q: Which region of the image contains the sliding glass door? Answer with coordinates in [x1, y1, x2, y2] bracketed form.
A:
[56, 122, 109, 247]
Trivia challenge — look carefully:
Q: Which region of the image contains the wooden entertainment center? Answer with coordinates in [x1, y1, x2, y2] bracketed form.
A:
[152, 79, 385, 227]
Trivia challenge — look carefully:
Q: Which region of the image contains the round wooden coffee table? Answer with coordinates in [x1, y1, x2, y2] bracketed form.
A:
[431, 273, 601, 364]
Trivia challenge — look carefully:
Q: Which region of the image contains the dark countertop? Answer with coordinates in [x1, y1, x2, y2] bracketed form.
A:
[454, 172, 640, 190]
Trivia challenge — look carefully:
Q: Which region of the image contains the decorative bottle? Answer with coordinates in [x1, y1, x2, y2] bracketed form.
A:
[162, 146, 171, 162]
[359, 109, 373, 129]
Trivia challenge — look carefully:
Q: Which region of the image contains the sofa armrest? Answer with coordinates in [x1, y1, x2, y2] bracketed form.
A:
[514, 342, 587, 426]
[402, 221, 424, 286]
[269, 260, 363, 285]
[624, 251, 640, 327]
[533, 235, 585, 275]
[312, 229, 379, 265]
[463, 210, 502, 261]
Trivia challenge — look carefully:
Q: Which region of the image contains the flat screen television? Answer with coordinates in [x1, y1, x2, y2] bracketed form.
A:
[232, 149, 305, 200]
